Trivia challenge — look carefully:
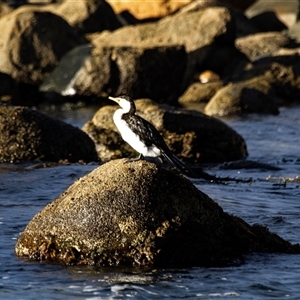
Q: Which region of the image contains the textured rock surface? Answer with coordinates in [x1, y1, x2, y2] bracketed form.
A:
[15, 159, 300, 267]
[0, 106, 98, 163]
[204, 60, 300, 117]
[28, 0, 121, 33]
[93, 7, 235, 87]
[82, 99, 248, 163]
[235, 32, 296, 61]
[44, 44, 187, 103]
[0, 6, 87, 85]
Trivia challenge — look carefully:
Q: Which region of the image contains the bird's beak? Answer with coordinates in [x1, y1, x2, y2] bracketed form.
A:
[108, 96, 120, 104]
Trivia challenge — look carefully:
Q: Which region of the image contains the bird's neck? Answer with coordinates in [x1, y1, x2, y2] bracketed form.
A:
[122, 103, 136, 117]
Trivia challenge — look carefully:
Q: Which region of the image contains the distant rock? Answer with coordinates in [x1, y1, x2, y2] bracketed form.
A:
[0, 106, 98, 163]
[0, 1, 12, 18]
[82, 99, 248, 163]
[288, 22, 300, 42]
[106, 0, 255, 21]
[15, 159, 300, 267]
[0, 6, 87, 85]
[235, 32, 296, 62]
[92, 7, 237, 88]
[41, 44, 187, 104]
[204, 78, 280, 117]
[204, 52, 300, 117]
[175, 0, 258, 38]
[0, 73, 19, 104]
[106, 0, 193, 20]
[178, 81, 223, 105]
[249, 11, 288, 32]
[245, 0, 298, 28]
[29, 0, 121, 34]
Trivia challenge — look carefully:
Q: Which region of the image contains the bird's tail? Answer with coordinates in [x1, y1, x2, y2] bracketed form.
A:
[162, 151, 196, 178]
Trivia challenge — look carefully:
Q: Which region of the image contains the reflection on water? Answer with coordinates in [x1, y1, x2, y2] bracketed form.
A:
[0, 105, 300, 299]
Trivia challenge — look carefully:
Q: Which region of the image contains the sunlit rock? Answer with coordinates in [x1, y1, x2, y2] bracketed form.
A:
[92, 7, 236, 88]
[204, 58, 300, 117]
[236, 32, 295, 62]
[178, 81, 223, 105]
[82, 99, 248, 163]
[0, 6, 87, 85]
[15, 159, 300, 267]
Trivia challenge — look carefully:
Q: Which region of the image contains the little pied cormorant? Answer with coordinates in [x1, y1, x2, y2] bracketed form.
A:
[109, 95, 195, 177]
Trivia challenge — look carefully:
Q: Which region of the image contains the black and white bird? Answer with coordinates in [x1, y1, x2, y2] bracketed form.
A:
[109, 95, 195, 177]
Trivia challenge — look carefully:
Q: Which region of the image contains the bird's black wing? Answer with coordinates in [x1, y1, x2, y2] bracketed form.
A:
[123, 114, 169, 149]
[123, 114, 196, 177]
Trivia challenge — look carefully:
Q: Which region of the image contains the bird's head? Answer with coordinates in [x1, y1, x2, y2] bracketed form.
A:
[108, 95, 135, 114]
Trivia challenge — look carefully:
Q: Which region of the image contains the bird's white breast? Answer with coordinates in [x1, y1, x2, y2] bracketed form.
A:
[113, 109, 161, 157]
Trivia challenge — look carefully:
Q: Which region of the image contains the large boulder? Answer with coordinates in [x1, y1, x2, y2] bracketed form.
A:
[82, 99, 248, 163]
[204, 56, 300, 117]
[15, 159, 300, 267]
[0, 6, 87, 85]
[27, 0, 121, 34]
[40, 44, 187, 103]
[92, 7, 237, 87]
[0, 106, 98, 163]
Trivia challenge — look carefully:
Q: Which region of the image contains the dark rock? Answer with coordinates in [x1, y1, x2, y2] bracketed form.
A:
[15, 159, 300, 267]
[249, 11, 287, 32]
[93, 7, 236, 88]
[0, 6, 87, 85]
[0, 73, 19, 104]
[200, 45, 250, 80]
[240, 88, 279, 115]
[82, 99, 248, 163]
[0, 106, 98, 163]
[31, 0, 121, 34]
[220, 160, 282, 171]
[245, 0, 298, 29]
[42, 44, 187, 104]
[221, 0, 255, 11]
[40, 44, 94, 97]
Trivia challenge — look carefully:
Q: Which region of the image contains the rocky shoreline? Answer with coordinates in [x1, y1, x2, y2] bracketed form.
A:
[0, 0, 299, 267]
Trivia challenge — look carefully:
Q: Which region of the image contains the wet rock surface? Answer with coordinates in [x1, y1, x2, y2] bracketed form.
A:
[15, 159, 300, 267]
[82, 99, 248, 163]
[0, 106, 98, 163]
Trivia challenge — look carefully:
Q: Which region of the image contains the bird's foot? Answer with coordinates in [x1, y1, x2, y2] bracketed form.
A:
[124, 154, 144, 163]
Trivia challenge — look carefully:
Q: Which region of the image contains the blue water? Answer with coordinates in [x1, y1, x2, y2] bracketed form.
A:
[1, 105, 300, 299]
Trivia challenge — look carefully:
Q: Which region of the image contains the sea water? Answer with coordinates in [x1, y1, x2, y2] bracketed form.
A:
[0, 105, 299, 299]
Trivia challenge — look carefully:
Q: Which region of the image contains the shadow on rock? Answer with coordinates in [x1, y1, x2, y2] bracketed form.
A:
[0, 106, 98, 163]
